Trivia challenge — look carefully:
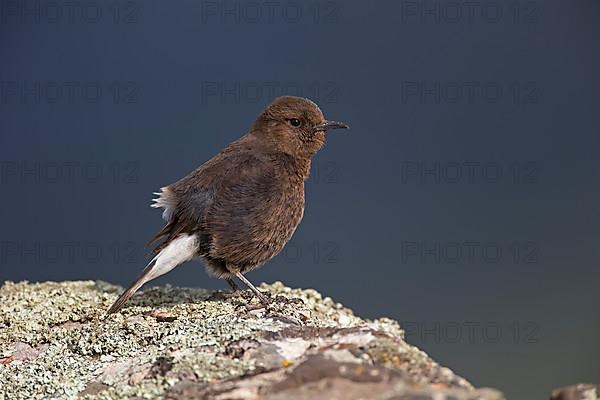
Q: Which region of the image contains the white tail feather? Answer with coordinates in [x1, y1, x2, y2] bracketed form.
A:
[151, 187, 176, 221]
[107, 234, 198, 313]
[144, 234, 198, 281]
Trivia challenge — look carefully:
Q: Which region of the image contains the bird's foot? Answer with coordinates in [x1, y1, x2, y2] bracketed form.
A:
[255, 291, 272, 305]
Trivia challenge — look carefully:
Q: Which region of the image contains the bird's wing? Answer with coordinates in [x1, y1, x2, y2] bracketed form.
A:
[203, 156, 301, 269]
[147, 183, 214, 255]
[147, 144, 265, 256]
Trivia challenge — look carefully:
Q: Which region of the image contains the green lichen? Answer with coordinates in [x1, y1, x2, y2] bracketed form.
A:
[0, 280, 369, 400]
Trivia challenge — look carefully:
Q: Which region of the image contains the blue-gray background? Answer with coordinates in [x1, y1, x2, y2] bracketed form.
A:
[1, 1, 598, 398]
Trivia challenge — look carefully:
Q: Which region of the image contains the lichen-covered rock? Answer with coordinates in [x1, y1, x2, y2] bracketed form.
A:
[0, 280, 504, 400]
[550, 384, 600, 400]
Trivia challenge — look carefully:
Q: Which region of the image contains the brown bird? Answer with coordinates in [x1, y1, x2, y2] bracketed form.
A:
[108, 96, 348, 313]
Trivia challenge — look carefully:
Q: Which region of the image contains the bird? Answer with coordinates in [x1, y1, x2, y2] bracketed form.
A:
[107, 96, 348, 313]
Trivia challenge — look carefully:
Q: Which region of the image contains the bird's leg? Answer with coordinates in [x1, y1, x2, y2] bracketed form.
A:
[225, 277, 241, 292]
[235, 272, 270, 304]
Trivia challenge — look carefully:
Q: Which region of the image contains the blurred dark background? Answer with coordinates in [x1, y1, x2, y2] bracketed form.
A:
[1, 1, 599, 398]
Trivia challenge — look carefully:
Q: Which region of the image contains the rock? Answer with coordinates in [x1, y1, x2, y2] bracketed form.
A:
[0, 280, 504, 400]
[550, 384, 600, 400]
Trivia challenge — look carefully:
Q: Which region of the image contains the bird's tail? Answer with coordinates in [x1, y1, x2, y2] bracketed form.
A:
[107, 234, 198, 314]
[107, 257, 158, 314]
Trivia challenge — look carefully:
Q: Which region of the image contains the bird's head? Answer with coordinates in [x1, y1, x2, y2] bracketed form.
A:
[251, 96, 348, 158]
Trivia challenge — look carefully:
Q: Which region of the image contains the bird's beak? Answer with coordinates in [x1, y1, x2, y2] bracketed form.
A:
[313, 120, 349, 133]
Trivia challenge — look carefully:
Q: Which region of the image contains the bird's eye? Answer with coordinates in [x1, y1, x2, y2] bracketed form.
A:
[288, 118, 302, 127]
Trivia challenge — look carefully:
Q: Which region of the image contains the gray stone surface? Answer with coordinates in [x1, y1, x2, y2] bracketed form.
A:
[0, 280, 507, 399]
[550, 384, 600, 400]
